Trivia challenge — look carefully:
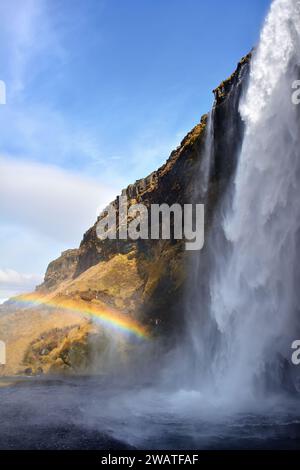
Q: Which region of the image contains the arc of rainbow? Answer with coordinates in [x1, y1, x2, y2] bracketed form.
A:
[14, 293, 149, 341]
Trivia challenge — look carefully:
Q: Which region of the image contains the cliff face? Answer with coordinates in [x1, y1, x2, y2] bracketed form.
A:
[39, 249, 79, 291]
[1, 53, 251, 376]
[37, 53, 251, 330]
[36, 117, 209, 331]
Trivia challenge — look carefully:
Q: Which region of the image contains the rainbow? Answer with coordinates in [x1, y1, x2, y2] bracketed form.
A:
[13, 292, 149, 341]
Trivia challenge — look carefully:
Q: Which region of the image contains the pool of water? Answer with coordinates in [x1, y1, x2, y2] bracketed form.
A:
[0, 377, 299, 450]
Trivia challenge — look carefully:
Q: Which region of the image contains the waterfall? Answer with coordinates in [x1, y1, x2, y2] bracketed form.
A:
[206, 0, 300, 400]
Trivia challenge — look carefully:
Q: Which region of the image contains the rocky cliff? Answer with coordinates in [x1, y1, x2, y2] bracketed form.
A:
[0, 53, 251, 376]
[39, 249, 79, 291]
[38, 52, 251, 328]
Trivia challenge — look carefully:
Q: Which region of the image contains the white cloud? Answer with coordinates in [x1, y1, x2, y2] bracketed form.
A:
[0, 155, 119, 296]
[0, 268, 41, 299]
[0, 222, 70, 277]
[0, 268, 40, 285]
[0, 155, 118, 245]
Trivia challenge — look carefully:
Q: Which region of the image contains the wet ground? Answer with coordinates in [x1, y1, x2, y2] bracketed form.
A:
[0, 377, 300, 450]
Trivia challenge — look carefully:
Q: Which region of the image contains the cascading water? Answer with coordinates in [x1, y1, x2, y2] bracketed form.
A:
[203, 0, 300, 401]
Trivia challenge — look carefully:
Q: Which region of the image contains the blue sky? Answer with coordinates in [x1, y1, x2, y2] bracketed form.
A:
[0, 0, 271, 299]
